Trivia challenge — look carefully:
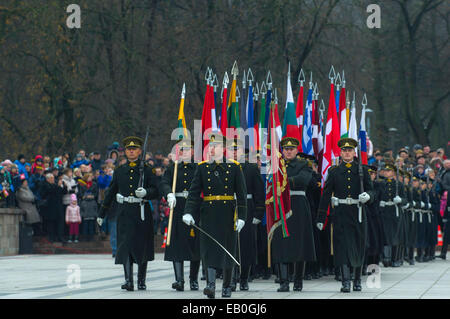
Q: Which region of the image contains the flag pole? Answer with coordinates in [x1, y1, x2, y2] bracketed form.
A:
[167, 83, 185, 246]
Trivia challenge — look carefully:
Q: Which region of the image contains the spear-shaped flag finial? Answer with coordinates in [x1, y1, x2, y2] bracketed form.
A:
[231, 61, 239, 80]
[298, 68, 305, 85]
[181, 82, 186, 99]
[247, 68, 254, 86]
[328, 65, 336, 83]
[266, 71, 273, 90]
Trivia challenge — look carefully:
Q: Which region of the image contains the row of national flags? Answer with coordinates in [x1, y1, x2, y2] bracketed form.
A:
[175, 62, 370, 261]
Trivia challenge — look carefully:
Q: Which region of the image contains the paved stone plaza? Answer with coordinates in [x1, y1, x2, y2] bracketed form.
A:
[1, 253, 449, 299]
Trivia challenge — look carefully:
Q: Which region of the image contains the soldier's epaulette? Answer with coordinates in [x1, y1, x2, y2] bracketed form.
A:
[198, 160, 208, 165]
[227, 159, 240, 166]
[329, 165, 337, 171]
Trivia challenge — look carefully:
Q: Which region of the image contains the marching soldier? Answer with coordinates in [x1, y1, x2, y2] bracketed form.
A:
[182, 133, 247, 299]
[403, 171, 418, 265]
[97, 136, 159, 291]
[415, 177, 429, 262]
[159, 140, 201, 291]
[271, 137, 317, 292]
[365, 165, 384, 268]
[226, 139, 265, 291]
[317, 138, 373, 293]
[379, 162, 406, 267]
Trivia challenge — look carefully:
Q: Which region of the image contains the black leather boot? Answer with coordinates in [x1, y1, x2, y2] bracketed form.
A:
[172, 261, 185, 291]
[137, 262, 148, 290]
[439, 244, 447, 260]
[293, 262, 305, 292]
[277, 263, 290, 292]
[416, 248, 424, 262]
[230, 266, 239, 292]
[392, 246, 400, 267]
[203, 267, 216, 299]
[222, 268, 233, 297]
[353, 266, 362, 291]
[189, 260, 200, 290]
[121, 256, 134, 291]
[382, 246, 392, 267]
[334, 266, 341, 281]
[239, 265, 250, 291]
[340, 265, 351, 293]
[408, 247, 415, 265]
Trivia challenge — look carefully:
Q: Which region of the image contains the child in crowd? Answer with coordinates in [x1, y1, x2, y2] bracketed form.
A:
[65, 194, 81, 243]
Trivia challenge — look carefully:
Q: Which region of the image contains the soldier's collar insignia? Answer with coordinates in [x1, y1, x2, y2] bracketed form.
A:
[387, 179, 392, 182]
[129, 162, 137, 167]
[345, 163, 352, 168]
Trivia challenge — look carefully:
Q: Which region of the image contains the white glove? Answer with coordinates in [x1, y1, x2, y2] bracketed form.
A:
[167, 193, 176, 209]
[380, 201, 386, 208]
[135, 187, 147, 198]
[393, 196, 402, 204]
[331, 196, 339, 207]
[420, 201, 425, 208]
[443, 219, 448, 223]
[116, 193, 124, 204]
[427, 203, 432, 210]
[316, 223, 324, 231]
[252, 218, 261, 225]
[182, 214, 195, 225]
[358, 192, 370, 204]
[235, 219, 245, 232]
[412, 201, 416, 207]
[97, 217, 103, 226]
[402, 203, 409, 210]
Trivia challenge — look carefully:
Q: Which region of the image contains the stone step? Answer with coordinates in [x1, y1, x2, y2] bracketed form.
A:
[31, 234, 166, 254]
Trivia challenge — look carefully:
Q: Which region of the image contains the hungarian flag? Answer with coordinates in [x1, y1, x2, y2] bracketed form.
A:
[302, 85, 314, 155]
[295, 81, 304, 152]
[359, 104, 368, 165]
[266, 101, 292, 267]
[321, 81, 340, 187]
[282, 67, 302, 150]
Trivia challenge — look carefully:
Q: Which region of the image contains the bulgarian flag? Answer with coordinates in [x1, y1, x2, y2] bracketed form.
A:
[266, 100, 291, 267]
[282, 65, 302, 150]
[321, 81, 340, 187]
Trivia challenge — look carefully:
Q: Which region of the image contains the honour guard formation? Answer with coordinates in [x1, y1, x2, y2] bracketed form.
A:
[89, 61, 449, 299]
[1, 62, 448, 300]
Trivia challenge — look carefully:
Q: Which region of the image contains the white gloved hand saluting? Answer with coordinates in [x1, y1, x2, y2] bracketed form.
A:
[167, 193, 176, 209]
[393, 196, 402, 204]
[135, 187, 147, 198]
[252, 218, 261, 225]
[235, 219, 245, 232]
[358, 192, 370, 204]
[182, 214, 195, 226]
[316, 223, 324, 231]
[97, 218, 103, 226]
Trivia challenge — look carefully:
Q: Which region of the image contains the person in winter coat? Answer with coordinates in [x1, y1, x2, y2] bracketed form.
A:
[14, 154, 29, 180]
[16, 176, 41, 235]
[79, 173, 98, 241]
[66, 194, 82, 242]
[31, 155, 44, 175]
[40, 173, 67, 242]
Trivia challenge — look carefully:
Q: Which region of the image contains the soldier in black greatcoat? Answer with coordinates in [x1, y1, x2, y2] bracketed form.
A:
[317, 138, 374, 293]
[159, 140, 201, 291]
[182, 133, 247, 299]
[225, 139, 265, 291]
[271, 137, 317, 293]
[98, 136, 159, 291]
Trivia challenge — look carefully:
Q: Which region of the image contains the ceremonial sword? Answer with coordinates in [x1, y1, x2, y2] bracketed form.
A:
[189, 223, 240, 267]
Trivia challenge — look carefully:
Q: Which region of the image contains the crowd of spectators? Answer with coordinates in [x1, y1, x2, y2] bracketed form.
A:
[0, 142, 173, 254]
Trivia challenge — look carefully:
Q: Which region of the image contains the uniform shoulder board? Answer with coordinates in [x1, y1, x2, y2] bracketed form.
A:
[228, 159, 240, 166]
[198, 160, 208, 165]
[329, 165, 337, 171]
